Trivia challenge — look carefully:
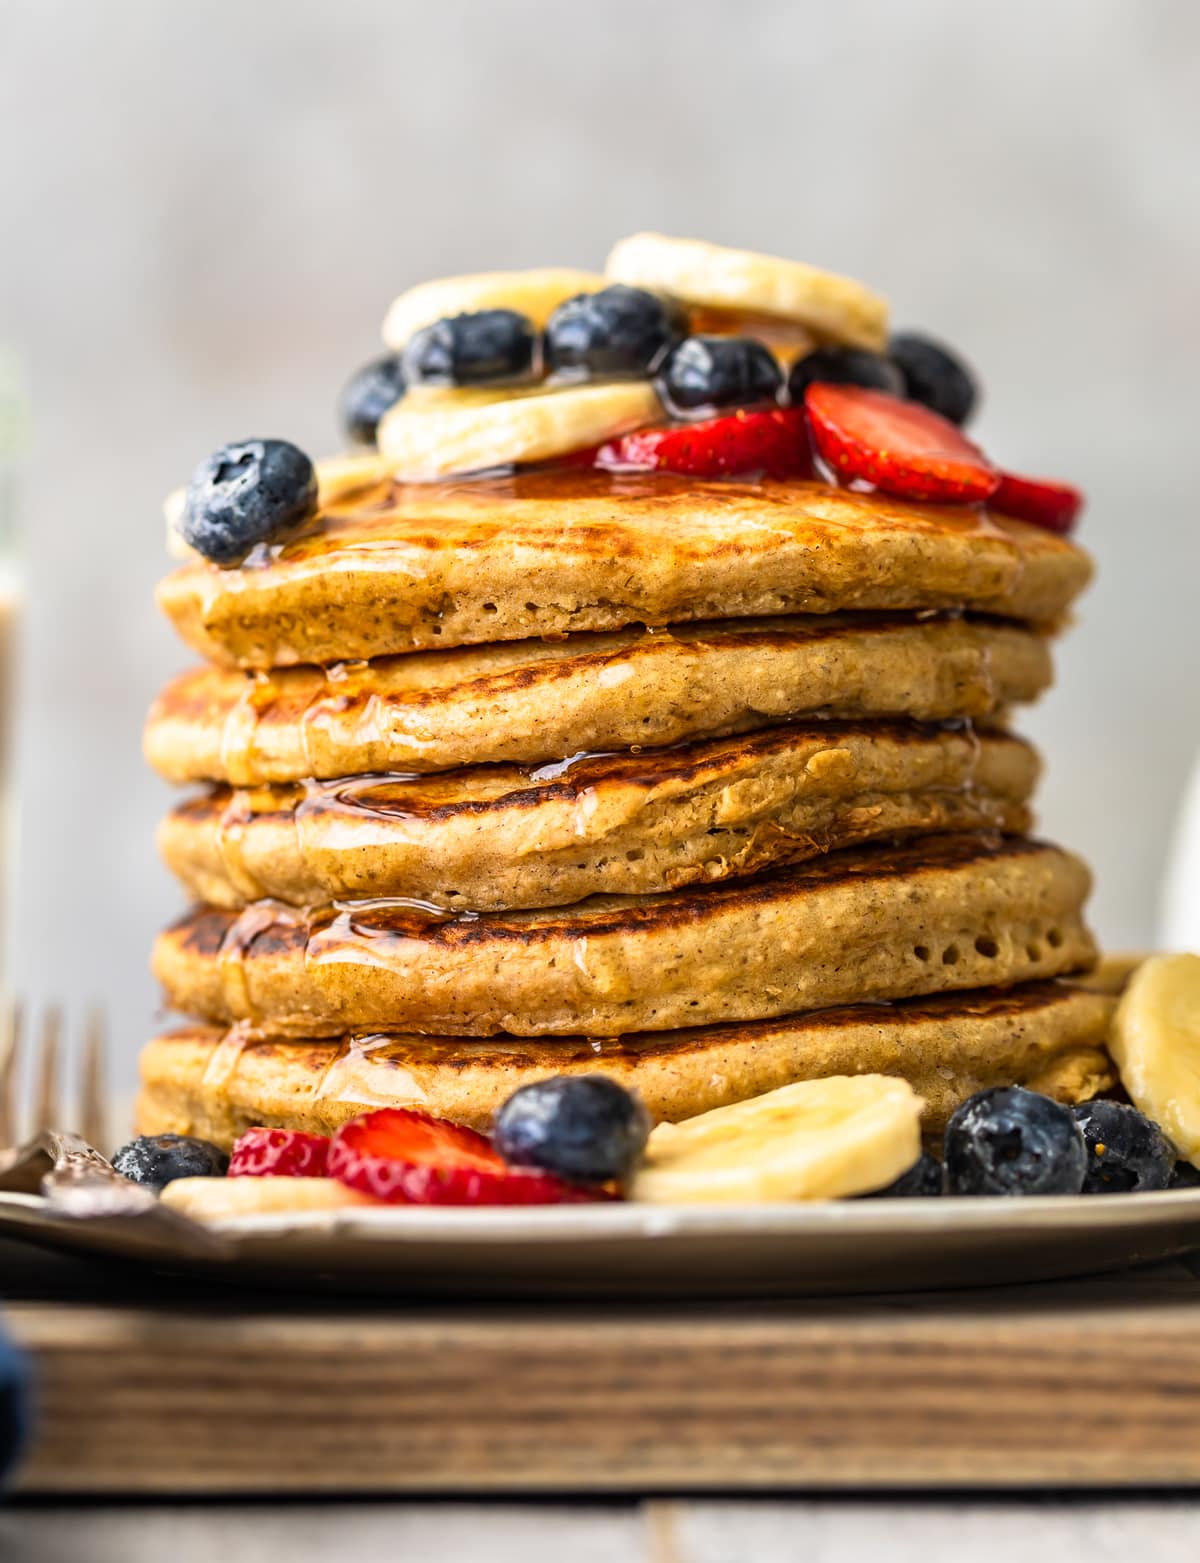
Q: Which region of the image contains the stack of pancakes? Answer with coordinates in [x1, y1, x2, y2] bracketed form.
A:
[138, 467, 1114, 1147]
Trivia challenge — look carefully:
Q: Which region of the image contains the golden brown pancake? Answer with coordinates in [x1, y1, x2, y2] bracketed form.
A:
[134, 981, 1115, 1146]
[152, 836, 1095, 1038]
[155, 469, 1092, 668]
[159, 724, 1038, 912]
[144, 613, 1051, 785]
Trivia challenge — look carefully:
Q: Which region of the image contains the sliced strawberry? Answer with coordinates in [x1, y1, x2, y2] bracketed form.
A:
[588, 406, 813, 480]
[804, 384, 1000, 505]
[228, 1126, 330, 1178]
[992, 471, 1083, 535]
[327, 1108, 597, 1206]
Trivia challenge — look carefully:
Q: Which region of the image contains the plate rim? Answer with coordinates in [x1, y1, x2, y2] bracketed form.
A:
[199, 1186, 1200, 1245]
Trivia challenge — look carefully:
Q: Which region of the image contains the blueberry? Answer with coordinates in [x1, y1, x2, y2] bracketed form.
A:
[402, 309, 536, 386]
[658, 335, 783, 416]
[1171, 1159, 1200, 1189]
[493, 1075, 651, 1186]
[944, 1086, 1086, 1196]
[864, 1151, 944, 1198]
[1071, 1100, 1174, 1193]
[787, 346, 904, 403]
[181, 439, 317, 565]
[545, 284, 684, 379]
[889, 331, 979, 425]
[111, 1134, 229, 1191]
[0, 1328, 30, 1487]
[339, 353, 406, 444]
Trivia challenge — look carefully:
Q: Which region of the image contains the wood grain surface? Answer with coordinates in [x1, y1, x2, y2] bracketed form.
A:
[8, 1244, 1200, 1495]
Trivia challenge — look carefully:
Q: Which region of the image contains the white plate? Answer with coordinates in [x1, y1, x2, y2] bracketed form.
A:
[3, 1189, 1200, 1297]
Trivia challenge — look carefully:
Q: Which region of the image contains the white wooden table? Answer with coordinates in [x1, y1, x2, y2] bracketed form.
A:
[7, 1499, 1200, 1562]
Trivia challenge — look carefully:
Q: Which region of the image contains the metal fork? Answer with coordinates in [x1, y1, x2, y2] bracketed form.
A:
[0, 1002, 108, 1155]
[0, 1000, 157, 1217]
[0, 1004, 222, 1244]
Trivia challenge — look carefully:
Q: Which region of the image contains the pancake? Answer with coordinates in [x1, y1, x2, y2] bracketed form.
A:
[144, 613, 1051, 785]
[159, 724, 1038, 912]
[134, 981, 1115, 1146]
[155, 469, 1093, 668]
[152, 836, 1095, 1038]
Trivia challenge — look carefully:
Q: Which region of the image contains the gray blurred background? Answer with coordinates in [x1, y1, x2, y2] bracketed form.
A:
[1, 0, 1198, 1084]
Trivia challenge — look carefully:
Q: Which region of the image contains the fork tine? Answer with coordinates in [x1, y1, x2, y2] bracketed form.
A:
[0, 999, 19, 1146]
[33, 1004, 61, 1135]
[80, 1004, 108, 1152]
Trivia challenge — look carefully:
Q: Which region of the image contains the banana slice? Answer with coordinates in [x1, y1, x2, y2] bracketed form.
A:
[382, 268, 604, 349]
[1072, 952, 1149, 997]
[163, 484, 192, 559]
[1110, 953, 1200, 1161]
[312, 448, 392, 504]
[606, 233, 889, 353]
[685, 306, 819, 365]
[377, 380, 661, 482]
[163, 452, 391, 561]
[161, 1175, 377, 1220]
[632, 1075, 922, 1204]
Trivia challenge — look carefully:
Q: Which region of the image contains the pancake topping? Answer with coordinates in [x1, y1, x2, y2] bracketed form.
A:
[326, 1107, 600, 1206]
[165, 234, 1086, 565]
[805, 384, 1000, 505]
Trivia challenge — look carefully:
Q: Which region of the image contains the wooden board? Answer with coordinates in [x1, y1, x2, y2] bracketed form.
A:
[8, 1239, 1200, 1494]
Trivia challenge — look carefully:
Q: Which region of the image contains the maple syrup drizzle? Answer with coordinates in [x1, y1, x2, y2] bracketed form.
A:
[198, 1021, 252, 1095]
[218, 670, 277, 786]
[213, 788, 268, 903]
[315, 1034, 432, 1112]
[216, 901, 303, 1025]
